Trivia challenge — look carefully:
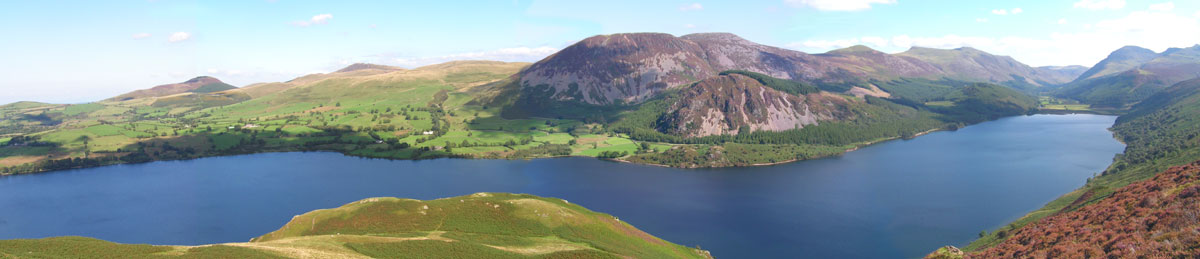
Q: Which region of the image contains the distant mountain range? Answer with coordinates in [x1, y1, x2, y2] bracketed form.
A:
[1056, 45, 1200, 108]
[515, 32, 1076, 106]
[5, 31, 1200, 258]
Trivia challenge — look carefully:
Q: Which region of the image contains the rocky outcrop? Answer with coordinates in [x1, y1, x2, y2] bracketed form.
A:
[659, 73, 853, 137]
[518, 32, 1057, 105]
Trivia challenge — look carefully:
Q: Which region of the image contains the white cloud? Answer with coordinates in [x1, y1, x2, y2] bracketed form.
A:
[976, 18, 989, 23]
[131, 33, 151, 39]
[1073, 0, 1125, 10]
[291, 13, 333, 27]
[992, 8, 1022, 15]
[678, 3, 703, 11]
[684, 23, 697, 28]
[1195, 10, 1200, 17]
[1149, 2, 1174, 12]
[167, 32, 190, 43]
[783, 0, 896, 11]
[383, 46, 561, 68]
[1058, 18, 1068, 24]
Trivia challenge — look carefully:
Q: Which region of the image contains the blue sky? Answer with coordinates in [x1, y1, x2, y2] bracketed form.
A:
[2, 0, 1198, 104]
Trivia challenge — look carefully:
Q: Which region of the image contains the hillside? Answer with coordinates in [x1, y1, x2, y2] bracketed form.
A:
[966, 78, 1200, 253]
[0, 193, 710, 258]
[105, 76, 236, 101]
[335, 63, 405, 73]
[1056, 45, 1200, 108]
[1034, 65, 1089, 84]
[1074, 46, 1158, 81]
[514, 32, 1047, 108]
[1, 32, 1061, 174]
[969, 161, 1200, 257]
[896, 47, 1069, 90]
[931, 83, 1039, 123]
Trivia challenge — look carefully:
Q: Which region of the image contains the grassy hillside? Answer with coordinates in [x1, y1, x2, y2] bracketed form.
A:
[967, 78, 1200, 251]
[0, 61, 696, 174]
[598, 73, 1043, 167]
[1055, 45, 1200, 108]
[0, 193, 710, 259]
[969, 161, 1200, 257]
[1, 58, 1047, 173]
[931, 82, 1039, 123]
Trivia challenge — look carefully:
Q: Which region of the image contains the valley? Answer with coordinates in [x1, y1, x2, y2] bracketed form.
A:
[4, 29, 1200, 258]
[0, 33, 1052, 175]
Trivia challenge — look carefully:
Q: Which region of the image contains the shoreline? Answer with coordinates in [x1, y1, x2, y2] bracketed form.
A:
[0, 114, 1104, 176]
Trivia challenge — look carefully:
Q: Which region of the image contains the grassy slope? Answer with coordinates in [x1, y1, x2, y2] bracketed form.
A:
[0, 193, 709, 259]
[0, 61, 672, 174]
[3, 60, 1047, 173]
[967, 78, 1200, 250]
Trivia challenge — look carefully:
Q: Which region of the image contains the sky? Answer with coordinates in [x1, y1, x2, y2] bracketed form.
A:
[2, 0, 1198, 104]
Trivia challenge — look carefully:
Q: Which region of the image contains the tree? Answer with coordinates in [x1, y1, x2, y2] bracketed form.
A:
[75, 135, 92, 158]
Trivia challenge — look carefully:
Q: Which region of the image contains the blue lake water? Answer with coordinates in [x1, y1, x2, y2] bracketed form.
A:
[0, 114, 1124, 258]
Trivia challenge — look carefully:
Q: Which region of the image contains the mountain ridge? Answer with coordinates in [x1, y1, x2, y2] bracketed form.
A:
[1056, 44, 1200, 108]
[105, 76, 236, 102]
[516, 32, 1060, 106]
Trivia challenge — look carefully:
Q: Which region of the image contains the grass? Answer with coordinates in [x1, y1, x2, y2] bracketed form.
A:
[924, 101, 955, 107]
[0, 236, 286, 258]
[250, 193, 708, 258]
[61, 103, 106, 116]
[1038, 96, 1092, 111]
[84, 124, 123, 137]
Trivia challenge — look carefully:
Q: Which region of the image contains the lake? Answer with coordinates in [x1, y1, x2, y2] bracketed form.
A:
[0, 114, 1123, 258]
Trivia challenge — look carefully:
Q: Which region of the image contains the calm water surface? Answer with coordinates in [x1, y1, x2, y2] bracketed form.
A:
[0, 114, 1123, 258]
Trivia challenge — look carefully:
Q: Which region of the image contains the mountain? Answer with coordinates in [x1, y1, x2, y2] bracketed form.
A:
[105, 76, 236, 102]
[0, 193, 711, 258]
[1056, 45, 1200, 108]
[968, 161, 1200, 257]
[515, 32, 1051, 107]
[896, 47, 1072, 88]
[1074, 46, 1158, 80]
[334, 63, 405, 73]
[931, 82, 1039, 123]
[1035, 65, 1089, 83]
[657, 72, 854, 137]
[964, 78, 1200, 253]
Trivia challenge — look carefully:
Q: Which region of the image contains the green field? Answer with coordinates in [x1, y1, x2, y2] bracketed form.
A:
[1038, 96, 1092, 111]
[0, 62, 704, 175]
